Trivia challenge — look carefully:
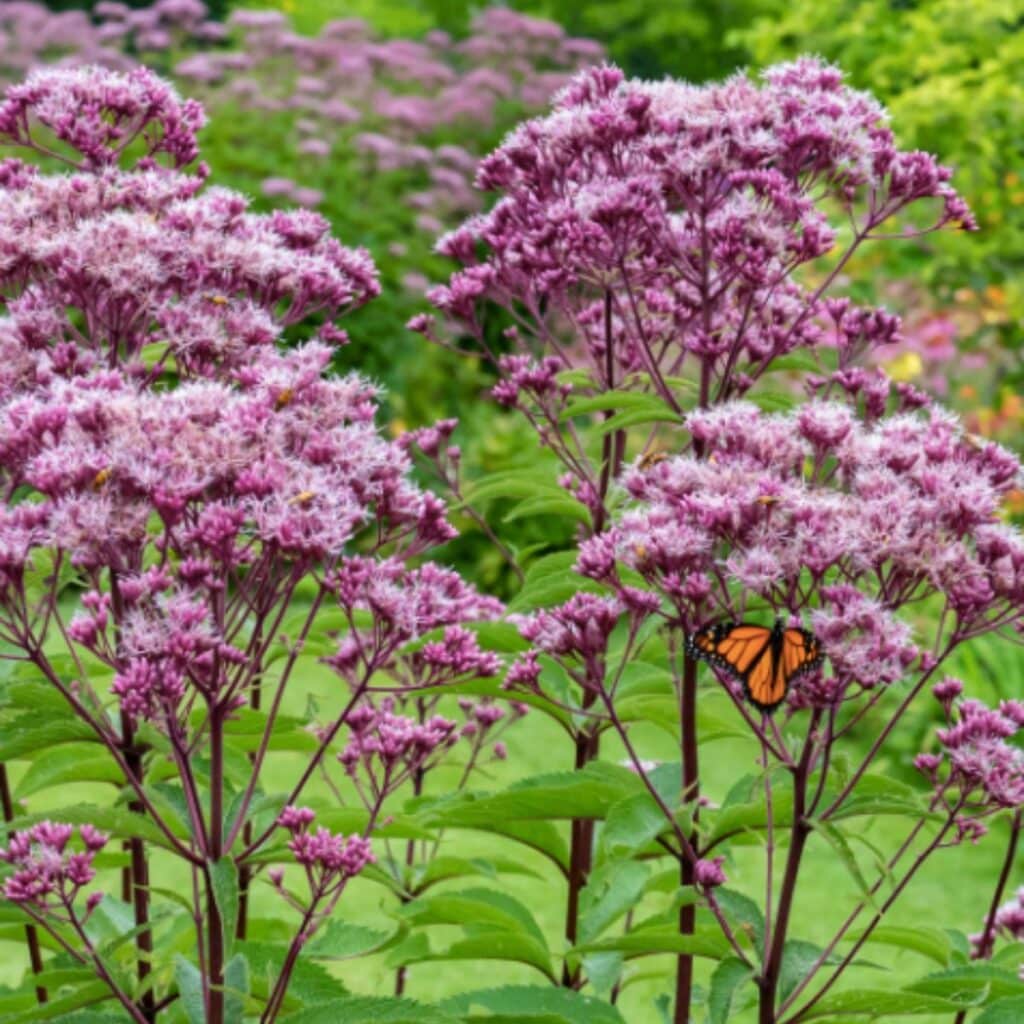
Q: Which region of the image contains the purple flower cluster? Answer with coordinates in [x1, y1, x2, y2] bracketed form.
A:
[423, 59, 972, 414]
[325, 557, 502, 688]
[917, 697, 1024, 810]
[572, 400, 1022, 707]
[0, 64, 204, 168]
[338, 700, 457, 803]
[0, 67, 498, 736]
[276, 806, 374, 881]
[0, 822, 107, 912]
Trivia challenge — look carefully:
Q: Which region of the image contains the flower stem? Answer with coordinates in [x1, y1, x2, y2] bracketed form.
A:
[674, 651, 700, 1024]
[0, 764, 47, 1004]
[120, 713, 156, 1022]
[953, 810, 1022, 1024]
[208, 706, 226, 1024]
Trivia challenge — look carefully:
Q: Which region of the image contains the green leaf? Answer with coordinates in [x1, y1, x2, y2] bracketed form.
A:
[413, 854, 542, 891]
[560, 391, 678, 421]
[708, 957, 755, 1024]
[13, 744, 121, 798]
[0, 982, 112, 1024]
[175, 956, 206, 1024]
[846, 925, 953, 967]
[278, 996, 458, 1023]
[798, 989, 970, 1018]
[828, 773, 927, 822]
[598, 792, 670, 860]
[714, 889, 766, 956]
[209, 858, 240, 958]
[7, 805, 175, 850]
[0, 716, 95, 760]
[808, 821, 878, 911]
[442, 985, 626, 1023]
[399, 887, 548, 950]
[571, 924, 730, 961]
[416, 763, 641, 827]
[578, 860, 649, 943]
[905, 963, 1022, 1003]
[307, 920, 401, 960]
[975, 997, 1024, 1023]
[402, 932, 555, 982]
[239, 940, 347, 1009]
[504, 494, 591, 526]
[224, 953, 249, 1024]
[779, 939, 828, 1003]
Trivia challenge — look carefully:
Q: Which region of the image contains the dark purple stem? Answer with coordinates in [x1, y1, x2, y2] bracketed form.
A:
[0, 764, 47, 1004]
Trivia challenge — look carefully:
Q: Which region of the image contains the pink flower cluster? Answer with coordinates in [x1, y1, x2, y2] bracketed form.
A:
[424, 60, 971, 401]
[0, 64, 204, 169]
[276, 806, 374, 884]
[0, 822, 107, 912]
[569, 400, 1022, 707]
[325, 557, 502, 687]
[0, 65, 496, 739]
[0, 130, 377, 391]
[917, 697, 1024, 810]
[339, 700, 457, 801]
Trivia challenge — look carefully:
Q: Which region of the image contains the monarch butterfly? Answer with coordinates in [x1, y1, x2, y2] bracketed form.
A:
[686, 619, 823, 713]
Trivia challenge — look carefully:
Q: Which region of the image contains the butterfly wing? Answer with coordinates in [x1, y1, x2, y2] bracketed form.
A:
[689, 622, 824, 714]
[689, 623, 776, 707]
[783, 628, 823, 681]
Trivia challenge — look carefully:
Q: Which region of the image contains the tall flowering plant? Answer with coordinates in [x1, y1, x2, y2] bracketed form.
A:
[0, 67, 511, 1023]
[416, 59, 1024, 1023]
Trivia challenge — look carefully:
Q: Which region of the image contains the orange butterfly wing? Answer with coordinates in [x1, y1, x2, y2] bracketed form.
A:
[688, 622, 823, 713]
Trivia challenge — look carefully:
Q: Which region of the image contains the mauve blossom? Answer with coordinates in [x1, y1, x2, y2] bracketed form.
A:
[1, 822, 108, 911]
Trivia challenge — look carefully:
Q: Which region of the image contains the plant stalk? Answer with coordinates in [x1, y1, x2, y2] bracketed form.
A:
[674, 651, 700, 1024]
[208, 706, 226, 1024]
[0, 763, 47, 1004]
[121, 713, 156, 1022]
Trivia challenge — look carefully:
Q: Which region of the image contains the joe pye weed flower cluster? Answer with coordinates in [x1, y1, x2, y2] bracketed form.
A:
[0, 44, 1022, 1024]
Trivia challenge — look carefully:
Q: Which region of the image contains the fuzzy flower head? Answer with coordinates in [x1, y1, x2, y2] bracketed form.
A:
[578, 400, 1021, 659]
[325, 558, 502, 685]
[274, 807, 374, 898]
[0, 822, 108, 912]
[338, 698, 458, 800]
[925, 698, 1024, 810]
[0, 65, 205, 170]
[428, 59, 972, 406]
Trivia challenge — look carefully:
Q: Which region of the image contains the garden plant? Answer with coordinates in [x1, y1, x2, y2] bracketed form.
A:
[0, 6, 1023, 1024]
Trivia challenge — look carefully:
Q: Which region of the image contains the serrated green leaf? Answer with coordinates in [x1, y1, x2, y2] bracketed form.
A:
[14, 744, 122, 799]
[224, 953, 248, 1024]
[799, 988, 970, 1018]
[399, 887, 548, 949]
[578, 860, 649, 943]
[0, 716, 96, 761]
[571, 924, 729, 960]
[415, 763, 641, 828]
[278, 996, 458, 1023]
[714, 889, 765, 956]
[974, 996, 1024, 1023]
[209, 859, 239, 959]
[780, 939, 829, 1003]
[597, 792, 670, 860]
[709, 957, 755, 1024]
[443, 985, 626, 1023]
[307, 920, 401, 960]
[846, 925, 953, 967]
[175, 956, 206, 1024]
[905, 963, 1022, 1003]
